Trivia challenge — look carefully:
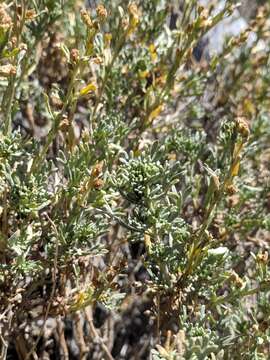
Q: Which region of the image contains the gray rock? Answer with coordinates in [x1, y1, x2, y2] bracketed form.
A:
[199, 0, 249, 54]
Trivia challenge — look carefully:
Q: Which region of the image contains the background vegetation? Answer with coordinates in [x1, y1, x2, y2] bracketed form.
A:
[0, 0, 270, 359]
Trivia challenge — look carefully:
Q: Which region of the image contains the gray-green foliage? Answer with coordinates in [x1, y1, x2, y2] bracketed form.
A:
[0, 0, 270, 359]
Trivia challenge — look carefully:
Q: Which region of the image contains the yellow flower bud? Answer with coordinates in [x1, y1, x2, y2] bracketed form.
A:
[80, 83, 97, 96]
[148, 104, 164, 123]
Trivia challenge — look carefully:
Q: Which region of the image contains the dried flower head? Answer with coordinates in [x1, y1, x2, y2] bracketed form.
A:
[93, 56, 103, 65]
[228, 194, 240, 208]
[96, 4, 107, 20]
[92, 162, 103, 178]
[59, 116, 70, 132]
[93, 178, 104, 190]
[50, 95, 63, 110]
[128, 3, 139, 18]
[25, 9, 36, 21]
[257, 251, 268, 264]
[226, 184, 237, 195]
[236, 117, 250, 138]
[70, 48, 80, 63]
[81, 9, 93, 28]
[198, 9, 212, 29]
[0, 64, 17, 77]
[0, 5, 12, 30]
[229, 270, 244, 288]
[128, 3, 139, 29]
[197, 5, 205, 15]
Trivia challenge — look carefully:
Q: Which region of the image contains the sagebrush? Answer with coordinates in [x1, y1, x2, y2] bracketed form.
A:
[0, 1, 270, 359]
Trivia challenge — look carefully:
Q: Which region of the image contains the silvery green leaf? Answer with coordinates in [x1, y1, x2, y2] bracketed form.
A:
[208, 247, 229, 257]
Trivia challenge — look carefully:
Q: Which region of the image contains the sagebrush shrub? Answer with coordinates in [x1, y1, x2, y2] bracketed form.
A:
[0, 1, 270, 359]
